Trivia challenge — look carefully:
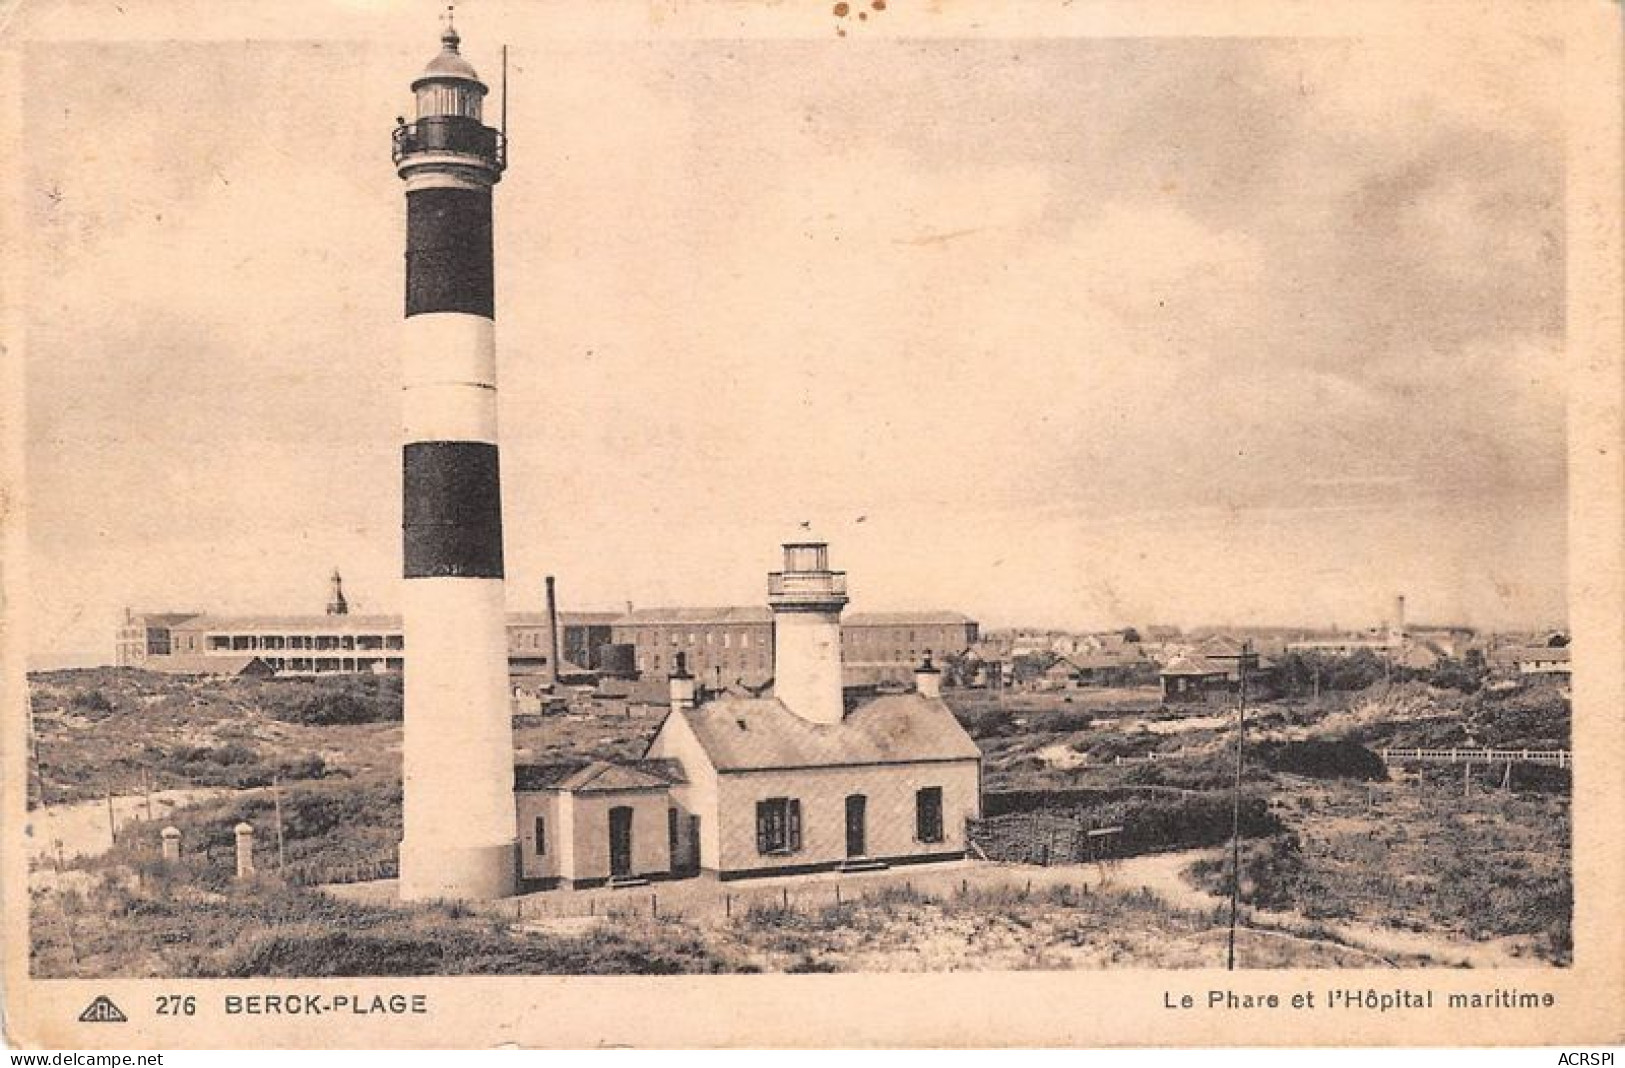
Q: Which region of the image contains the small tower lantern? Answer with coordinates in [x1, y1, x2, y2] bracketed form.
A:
[391, 6, 506, 182]
[768, 541, 850, 726]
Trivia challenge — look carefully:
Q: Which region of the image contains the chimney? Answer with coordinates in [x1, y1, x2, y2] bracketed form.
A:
[766, 541, 849, 724]
[545, 575, 562, 684]
[669, 651, 697, 712]
[915, 651, 942, 698]
[1390, 593, 1406, 644]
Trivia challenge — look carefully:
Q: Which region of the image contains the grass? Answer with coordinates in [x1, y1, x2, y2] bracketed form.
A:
[32, 876, 747, 978]
[1182, 779, 1572, 964]
[29, 669, 1572, 973]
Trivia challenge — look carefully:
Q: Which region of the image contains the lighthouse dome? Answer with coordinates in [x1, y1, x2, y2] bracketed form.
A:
[411, 20, 485, 92]
[418, 45, 479, 84]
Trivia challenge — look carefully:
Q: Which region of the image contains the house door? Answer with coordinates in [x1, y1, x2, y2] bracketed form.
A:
[845, 795, 867, 858]
[609, 806, 634, 879]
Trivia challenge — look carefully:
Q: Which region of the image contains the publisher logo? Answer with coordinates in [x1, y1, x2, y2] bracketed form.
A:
[78, 995, 128, 1023]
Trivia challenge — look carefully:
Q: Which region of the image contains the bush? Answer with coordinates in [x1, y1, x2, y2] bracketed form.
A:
[70, 688, 113, 713]
[261, 677, 403, 726]
[1026, 709, 1095, 734]
[1185, 834, 1313, 910]
[1254, 740, 1387, 781]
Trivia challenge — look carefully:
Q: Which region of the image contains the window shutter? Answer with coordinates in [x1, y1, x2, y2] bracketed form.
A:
[788, 799, 803, 852]
[756, 801, 769, 854]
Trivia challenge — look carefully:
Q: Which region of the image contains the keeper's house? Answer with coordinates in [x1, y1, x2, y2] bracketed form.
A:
[512, 541, 983, 888]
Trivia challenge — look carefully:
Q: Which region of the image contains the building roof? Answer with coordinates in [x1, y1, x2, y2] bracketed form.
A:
[664, 693, 980, 772]
[507, 611, 623, 627]
[143, 654, 273, 676]
[129, 612, 202, 628]
[514, 758, 685, 793]
[618, 606, 774, 626]
[178, 613, 404, 632]
[844, 611, 976, 627]
[1159, 655, 1227, 677]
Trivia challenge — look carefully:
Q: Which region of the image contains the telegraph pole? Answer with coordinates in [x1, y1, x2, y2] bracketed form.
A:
[1209, 641, 1258, 971]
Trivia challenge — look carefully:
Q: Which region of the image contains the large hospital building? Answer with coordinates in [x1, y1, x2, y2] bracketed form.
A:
[116, 575, 977, 689]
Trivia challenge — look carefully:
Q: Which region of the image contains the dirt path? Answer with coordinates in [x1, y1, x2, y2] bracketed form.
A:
[328, 847, 1532, 969]
[25, 788, 232, 864]
[1099, 848, 1528, 968]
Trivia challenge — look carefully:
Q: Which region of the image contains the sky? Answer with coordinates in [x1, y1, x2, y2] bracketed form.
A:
[18, 4, 1569, 658]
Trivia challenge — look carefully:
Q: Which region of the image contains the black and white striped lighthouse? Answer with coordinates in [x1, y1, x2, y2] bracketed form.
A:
[391, 10, 516, 901]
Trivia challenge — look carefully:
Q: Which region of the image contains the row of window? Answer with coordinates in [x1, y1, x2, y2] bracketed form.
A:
[527, 789, 949, 863]
[204, 633, 404, 652]
[756, 788, 944, 855]
[639, 653, 771, 674]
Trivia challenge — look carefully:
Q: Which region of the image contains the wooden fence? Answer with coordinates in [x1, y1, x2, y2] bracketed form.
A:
[1378, 747, 1571, 769]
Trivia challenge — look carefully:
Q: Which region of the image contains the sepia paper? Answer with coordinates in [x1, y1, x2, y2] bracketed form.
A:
[2, 0, 1622, 1050]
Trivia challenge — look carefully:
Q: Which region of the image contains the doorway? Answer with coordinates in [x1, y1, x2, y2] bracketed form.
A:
[845, 794, 867, 858]
[609, 806, 634, 879]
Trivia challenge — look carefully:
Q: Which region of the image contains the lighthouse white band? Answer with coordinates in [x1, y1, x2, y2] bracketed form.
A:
[400, 578, 516, 852]
[403, 311, 498, 444]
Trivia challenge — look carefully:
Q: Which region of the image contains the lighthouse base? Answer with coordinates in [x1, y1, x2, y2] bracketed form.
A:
[398, 838, 518, 902]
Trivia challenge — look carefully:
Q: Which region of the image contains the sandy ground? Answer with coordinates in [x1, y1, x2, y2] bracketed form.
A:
[323, 847, 1531, 968]
[25, 788, 232, 864]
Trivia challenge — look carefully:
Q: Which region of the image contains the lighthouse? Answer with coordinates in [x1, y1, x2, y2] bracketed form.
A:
[391, 10, 517, 900]
[768, 542, 850, 725]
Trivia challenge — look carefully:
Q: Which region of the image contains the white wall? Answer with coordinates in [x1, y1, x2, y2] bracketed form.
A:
[714, 760, 980, 874]
[645, 713, 722, 869]
[564, 789, 672, 883]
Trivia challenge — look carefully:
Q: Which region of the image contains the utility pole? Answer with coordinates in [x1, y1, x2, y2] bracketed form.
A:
[1209, 641, 1258, 972]
[272, 775, 287, 872]
[105, 784, 117, 848]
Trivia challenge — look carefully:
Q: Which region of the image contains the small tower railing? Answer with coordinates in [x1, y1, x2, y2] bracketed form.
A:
[392, 116, 506, 171]
[768, 571, 848, 598]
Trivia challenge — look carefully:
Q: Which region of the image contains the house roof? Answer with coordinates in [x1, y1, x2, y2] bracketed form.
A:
[143, 654, 272, 676]
[1159, 655, 1227, 677]
[665, 693, 980, 772]
[514, 758, 685, 793]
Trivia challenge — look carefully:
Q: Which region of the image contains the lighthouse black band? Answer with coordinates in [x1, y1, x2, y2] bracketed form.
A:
[405, 187, 494, 319]
[402, 441, 505, 578]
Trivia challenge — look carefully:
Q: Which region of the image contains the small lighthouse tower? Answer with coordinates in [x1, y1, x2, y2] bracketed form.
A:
[326, 568, 349, 616]
[392, 9, 517, 901]
[768, 542, 849, 725]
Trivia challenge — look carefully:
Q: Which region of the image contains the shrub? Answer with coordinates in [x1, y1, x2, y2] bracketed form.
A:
[259, 677, 403, 726]
[1254, 740, 1387, 781]
[70, 689, 113, 713]
[1185, 834, 1313, 910]
[1026, 709, 1095, 734]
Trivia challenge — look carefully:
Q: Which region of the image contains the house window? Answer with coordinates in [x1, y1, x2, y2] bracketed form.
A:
[915, 787, 944, 843]
[755, 797, 802, 855]
[534, 815, 546, 855]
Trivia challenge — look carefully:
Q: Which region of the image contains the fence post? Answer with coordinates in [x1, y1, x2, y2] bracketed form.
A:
[835, 883, 842, 906]
[782, 886, 789, 909]
[652, 893, 658, 918]
[725, 893, 732, 918]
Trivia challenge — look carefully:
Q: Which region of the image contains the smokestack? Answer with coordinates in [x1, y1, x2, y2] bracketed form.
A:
[394, 15, 517, 902]
[669, 652, 697, 712]
[915, 651, 942, 699]
[767, 541, 849, 725]
[545, 575, 562, 684]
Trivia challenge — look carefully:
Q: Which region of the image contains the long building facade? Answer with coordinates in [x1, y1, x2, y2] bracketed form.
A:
[117, 605, 977, 686]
